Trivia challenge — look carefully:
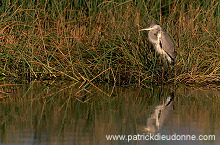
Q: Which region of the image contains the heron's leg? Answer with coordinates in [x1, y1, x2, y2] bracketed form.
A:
[162, 59, 169, 82]
[168, 63, 175, 79]
[162, 64, 165, 83]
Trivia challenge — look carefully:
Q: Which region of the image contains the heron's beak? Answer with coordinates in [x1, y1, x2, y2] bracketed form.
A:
[138, 27, 154, 31]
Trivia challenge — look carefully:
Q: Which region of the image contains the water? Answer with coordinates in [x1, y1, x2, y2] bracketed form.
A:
[0, 81, 219, 145]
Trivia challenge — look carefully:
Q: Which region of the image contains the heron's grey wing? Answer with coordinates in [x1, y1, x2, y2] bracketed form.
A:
[160, 31, 175, 61]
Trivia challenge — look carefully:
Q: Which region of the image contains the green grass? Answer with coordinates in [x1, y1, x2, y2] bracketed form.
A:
[0, 0, 219, 85]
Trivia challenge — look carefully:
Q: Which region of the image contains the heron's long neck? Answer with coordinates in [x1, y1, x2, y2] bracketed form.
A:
[148, 30, 158, 44]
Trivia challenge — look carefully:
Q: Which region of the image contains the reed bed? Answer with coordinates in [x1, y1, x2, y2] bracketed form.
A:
[0, 0, 219, 85]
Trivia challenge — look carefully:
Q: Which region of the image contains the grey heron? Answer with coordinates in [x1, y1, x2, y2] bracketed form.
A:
[139, 23, 175, 65]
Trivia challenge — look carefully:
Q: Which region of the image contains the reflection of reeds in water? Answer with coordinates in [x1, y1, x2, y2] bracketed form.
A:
[174, 87, 220, 132]
[0, 0, 219, 84]
[0, 83, 219, 144]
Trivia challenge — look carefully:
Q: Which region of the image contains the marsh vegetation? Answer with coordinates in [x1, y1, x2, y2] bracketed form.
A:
[0, 0, 219, 85]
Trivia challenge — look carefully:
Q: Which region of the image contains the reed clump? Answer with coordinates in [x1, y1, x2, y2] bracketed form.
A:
[0, 0, 219, 85]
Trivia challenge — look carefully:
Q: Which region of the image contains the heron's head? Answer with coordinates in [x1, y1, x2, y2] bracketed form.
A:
[139, 23, 161, 31]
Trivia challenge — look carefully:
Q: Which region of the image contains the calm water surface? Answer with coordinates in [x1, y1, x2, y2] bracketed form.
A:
[0, 81, 219, 145]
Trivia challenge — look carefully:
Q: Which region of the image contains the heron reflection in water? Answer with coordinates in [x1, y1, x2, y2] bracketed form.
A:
[144, 93, 174, 133]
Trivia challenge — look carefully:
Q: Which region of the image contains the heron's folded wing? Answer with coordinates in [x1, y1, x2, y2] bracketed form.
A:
[160, 31, 175, 61]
